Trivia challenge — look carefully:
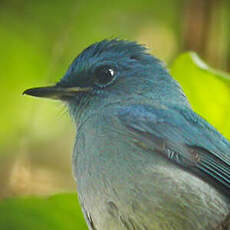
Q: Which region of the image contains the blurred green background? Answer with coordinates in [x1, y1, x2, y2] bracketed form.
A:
[1, 0, 230, 229]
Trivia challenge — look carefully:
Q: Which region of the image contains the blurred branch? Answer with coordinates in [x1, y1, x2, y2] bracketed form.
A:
[183, 0, 213, 56]
[182, 0, 230, 71]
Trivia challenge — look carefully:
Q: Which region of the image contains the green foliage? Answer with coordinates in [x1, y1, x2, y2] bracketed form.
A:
[0, 193, 87, 230]
[170, 52, 230, 139]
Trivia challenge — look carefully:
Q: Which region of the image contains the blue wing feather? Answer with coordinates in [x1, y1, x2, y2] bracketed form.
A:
[117, 104, 230, 196]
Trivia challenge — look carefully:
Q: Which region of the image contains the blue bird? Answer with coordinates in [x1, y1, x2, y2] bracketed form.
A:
[24, 39, 230, 230]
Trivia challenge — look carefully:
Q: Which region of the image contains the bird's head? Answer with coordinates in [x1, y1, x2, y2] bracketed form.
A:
[24, 39, 189, 117]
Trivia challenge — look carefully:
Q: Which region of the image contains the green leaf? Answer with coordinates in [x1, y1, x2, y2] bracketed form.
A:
[0, 193, 88, 230]
[170, 52, 230, 139]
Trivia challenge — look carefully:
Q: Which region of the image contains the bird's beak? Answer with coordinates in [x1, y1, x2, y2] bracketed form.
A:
[23, 85, 92, 100]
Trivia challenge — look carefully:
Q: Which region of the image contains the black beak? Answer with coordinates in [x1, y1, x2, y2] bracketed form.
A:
[23, 85, 91, 100]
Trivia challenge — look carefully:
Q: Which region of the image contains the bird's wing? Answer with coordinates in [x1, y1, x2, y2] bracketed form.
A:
[116, 104, 230, 196]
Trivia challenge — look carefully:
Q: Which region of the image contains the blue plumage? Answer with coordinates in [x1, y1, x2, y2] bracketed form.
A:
[24, 39, 230, 230]
[117, 104, 230, 195]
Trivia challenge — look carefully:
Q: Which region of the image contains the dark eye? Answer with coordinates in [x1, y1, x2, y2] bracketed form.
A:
[94, 65, 116, 87]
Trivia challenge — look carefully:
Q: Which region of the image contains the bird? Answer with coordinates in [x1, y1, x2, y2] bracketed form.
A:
[24, 39, 230, 230]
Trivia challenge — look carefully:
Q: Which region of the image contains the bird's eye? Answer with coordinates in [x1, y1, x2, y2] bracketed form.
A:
[94, 65, 116, 87]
